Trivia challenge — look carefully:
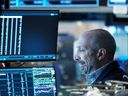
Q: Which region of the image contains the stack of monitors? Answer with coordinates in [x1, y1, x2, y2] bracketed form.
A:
[0, 10, 59, 96]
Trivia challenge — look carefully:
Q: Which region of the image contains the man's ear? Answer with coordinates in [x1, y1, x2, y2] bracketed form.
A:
[96, 48, 106, 61]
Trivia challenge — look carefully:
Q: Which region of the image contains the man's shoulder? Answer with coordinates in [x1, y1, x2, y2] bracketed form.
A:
[96, 60, 128, 82]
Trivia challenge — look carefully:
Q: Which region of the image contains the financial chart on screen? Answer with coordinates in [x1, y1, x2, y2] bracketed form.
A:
[0, 67, 57, 96]
[0, 10, 59, 61]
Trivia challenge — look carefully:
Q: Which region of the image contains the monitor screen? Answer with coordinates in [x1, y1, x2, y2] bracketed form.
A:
[48, 0, 99, 6]
[0, 67, 57, 96]
[8, 0, 99, 7]
[0, 10, 59, 61]
[107, 0, 128, 6]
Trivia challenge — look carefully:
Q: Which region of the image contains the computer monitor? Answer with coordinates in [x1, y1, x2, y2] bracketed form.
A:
[0, 67, 57, 96]
[107, 0, 128, 6]
[0, 10, 59, 61]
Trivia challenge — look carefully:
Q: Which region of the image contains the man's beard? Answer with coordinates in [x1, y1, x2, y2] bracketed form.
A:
[80, 62, 90, 76]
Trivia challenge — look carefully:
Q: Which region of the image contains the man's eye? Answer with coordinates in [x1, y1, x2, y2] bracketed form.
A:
[79, 48, 85, 52]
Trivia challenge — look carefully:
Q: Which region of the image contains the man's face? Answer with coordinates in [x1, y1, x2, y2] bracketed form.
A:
[74, 36, 98, 75]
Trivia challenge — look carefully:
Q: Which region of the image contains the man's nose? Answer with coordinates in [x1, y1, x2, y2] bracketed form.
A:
[74, 55, 81, 61]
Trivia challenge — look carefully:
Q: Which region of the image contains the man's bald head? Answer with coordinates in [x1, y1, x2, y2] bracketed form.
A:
[74, 29, 116, 74]
[80, 29, 116, 61]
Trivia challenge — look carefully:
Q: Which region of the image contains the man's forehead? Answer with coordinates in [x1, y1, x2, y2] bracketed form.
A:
[77, 35, 88, 43]
[75, 38, 87, 47]
[76, 34, 95, 48]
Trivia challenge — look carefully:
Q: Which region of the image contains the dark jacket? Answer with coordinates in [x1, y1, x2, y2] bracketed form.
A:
[94, 61, 128, 84]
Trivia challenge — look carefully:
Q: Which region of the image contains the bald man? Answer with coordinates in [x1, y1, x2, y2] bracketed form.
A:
[74, 29, 128, 85]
